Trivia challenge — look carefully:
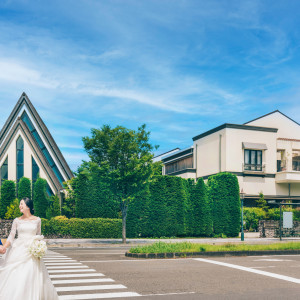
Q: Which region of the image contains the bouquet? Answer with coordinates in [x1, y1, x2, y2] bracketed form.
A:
[28, 236, 47, 259]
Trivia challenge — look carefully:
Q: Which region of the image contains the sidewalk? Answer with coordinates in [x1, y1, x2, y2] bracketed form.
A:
[45, 233, 300, 248]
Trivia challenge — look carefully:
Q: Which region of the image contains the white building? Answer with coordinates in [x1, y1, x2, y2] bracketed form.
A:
[0, 93, 73, 195]
[162, 111, 300, 204]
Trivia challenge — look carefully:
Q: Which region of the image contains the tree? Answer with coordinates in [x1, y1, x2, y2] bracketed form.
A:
[256, 192, 269, 211]
[0, 180, 16, 219]
[46, 195, 61, 219]
[190, 178, 213, 236]
[82, 124, 157, 243]
[5, 198, 22, 219]
[33, 178, 48, 218]
[18, 177, 32, 200]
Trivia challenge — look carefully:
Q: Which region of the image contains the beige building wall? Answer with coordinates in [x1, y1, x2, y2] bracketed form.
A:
[225, 128, 277, 174]
[194, 128, 226, 178]
[246, 111, 300, 140]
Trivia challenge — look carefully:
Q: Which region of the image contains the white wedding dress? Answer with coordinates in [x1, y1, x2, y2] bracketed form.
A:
[0, 217, 59, 300]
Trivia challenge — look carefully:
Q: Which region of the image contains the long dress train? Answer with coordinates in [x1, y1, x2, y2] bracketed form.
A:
[0, 217, 59, 300]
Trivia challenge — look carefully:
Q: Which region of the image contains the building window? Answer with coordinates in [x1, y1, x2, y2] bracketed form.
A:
[21, 111, 65, 185]
[0, 156, 8, 186]
[16, 136, 24, 183]
[244, 149, 262, 171]
[277, 150, 286, 172]
[32, 156, 39, 184]
[292, 150, 300, 171]
[165, 156, 193, 175]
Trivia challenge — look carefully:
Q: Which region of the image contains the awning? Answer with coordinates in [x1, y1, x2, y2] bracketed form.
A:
[242, 142, 268, 150]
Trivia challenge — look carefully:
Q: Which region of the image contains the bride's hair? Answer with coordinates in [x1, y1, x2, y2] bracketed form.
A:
[22, 197, 34, 215]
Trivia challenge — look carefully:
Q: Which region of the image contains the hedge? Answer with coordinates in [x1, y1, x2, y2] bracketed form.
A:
[41, 216, 122, 238]
[18, 177, 31, 200]
[33, 178, 48, 218]
[188, 178, 213, 236]
[74, 168, 119, 219]
[207, 172, 240, 237]
[0, 180, 16, 219]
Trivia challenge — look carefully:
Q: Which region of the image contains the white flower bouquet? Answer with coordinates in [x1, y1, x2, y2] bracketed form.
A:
[28, 236, 47, 259]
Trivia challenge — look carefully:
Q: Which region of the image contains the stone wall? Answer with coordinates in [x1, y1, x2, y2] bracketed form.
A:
[0, 220, 13, 238]
[259, 220, 300, 238]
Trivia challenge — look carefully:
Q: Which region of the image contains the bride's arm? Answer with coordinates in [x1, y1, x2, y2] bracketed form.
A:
[0, 218, 17, 253]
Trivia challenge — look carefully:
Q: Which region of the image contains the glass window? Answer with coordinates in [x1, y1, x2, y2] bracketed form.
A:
[0, 157, 8, 186]
[244, 149, 262, 171]
[21, 111, 65, 187]
[292, 150, 300, 171]
[16, 136, 24, 182]
[32, 156, 39, 184]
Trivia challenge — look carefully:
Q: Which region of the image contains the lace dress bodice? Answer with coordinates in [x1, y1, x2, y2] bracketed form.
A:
[7, 218, 41, 244]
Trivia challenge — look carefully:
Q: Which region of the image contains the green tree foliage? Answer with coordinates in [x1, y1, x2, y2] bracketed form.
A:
[82, 124, 157, 243]
[46, 195, 61, 219]
[256, 192, 269, 211]
[0, 180, 16, 219]
[62, 179, 76, 218]
[189, 178, 213, 236]
[152, 161, 163, 176]
[207, 172, 240, 237]
[18, 177, 32, 200]
[33, 178, 48, 218]
[5, 198, 22, 219]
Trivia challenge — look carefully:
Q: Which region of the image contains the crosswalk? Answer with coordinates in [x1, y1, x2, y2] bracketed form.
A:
[44, 251, 141, 299]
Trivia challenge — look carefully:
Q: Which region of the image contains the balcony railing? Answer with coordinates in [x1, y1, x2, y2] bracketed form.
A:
[243, 163, 265, 173]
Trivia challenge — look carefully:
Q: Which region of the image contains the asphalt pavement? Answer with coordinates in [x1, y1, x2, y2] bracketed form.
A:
[45, 246, 300, 299]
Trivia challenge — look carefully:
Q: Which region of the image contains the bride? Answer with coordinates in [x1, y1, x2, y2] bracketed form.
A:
[0, 197, 58, 300]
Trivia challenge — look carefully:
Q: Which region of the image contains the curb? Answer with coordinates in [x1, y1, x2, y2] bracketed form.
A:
[125, 249, 300, 258]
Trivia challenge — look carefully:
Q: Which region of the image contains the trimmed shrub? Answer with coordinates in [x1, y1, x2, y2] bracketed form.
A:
[18, 177, 32, 200]
[126, 188, 150, 238]
[207, 172, 240, 237]
[5, 198, 22, 219]
[0, 180, 16, 219]
[41, 217, 122, 238]
[33, 178, 48, 218]
[74, 168, 119, 219]
[243, 207, 266, 231]
[142, 175, 188, 238]
[189, 178, 213, 236]
[46, 195, 61, 219]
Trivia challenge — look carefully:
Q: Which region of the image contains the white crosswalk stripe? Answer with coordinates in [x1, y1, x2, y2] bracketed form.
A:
[45, 251, 141, 299]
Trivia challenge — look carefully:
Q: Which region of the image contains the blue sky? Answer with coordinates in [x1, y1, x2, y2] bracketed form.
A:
[1, 0, 300, 170]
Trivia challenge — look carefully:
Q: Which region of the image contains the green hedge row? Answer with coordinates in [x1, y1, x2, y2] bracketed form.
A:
[41, 216, 122, 238]
[127, 173, 239, 238]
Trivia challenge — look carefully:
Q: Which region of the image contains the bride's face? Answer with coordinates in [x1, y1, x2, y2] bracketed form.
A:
[19, 200, 29, 214]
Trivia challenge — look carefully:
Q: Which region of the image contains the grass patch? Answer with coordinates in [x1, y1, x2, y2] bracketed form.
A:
[129, 241, 300, 254]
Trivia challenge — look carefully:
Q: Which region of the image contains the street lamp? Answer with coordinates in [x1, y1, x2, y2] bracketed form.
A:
[240, 188, 246, 241]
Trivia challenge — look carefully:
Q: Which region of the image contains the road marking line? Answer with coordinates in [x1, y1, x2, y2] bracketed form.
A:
[53, 278, 114, 284]
[254, 259, 292, 262]
[47, 265, 88, 269]
[56, 284, 126, 292]
[44, 260, 77, 263]
[48, 269, 96, 273]
[141, 292, 196, 297]
[43, 258, 73, 260]
[194, 258, 300, 284]
[50, 273, 104, 278]
[45, 263, 82, 266]
[251, 266, 276, 269]
[58, 292, 141, 299]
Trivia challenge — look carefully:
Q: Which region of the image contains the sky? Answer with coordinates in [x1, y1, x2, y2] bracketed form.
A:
[1, 0, 300, 171]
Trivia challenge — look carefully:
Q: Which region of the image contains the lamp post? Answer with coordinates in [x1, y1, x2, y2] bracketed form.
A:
[240, 188, 246, 241]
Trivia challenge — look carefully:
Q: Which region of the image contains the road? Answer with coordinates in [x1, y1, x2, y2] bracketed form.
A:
[44, 246, 300, 299]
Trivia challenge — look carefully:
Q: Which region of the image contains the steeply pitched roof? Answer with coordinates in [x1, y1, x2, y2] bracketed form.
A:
[0, 93, 73, 182]
[244, 110, 300, 126]
[0, 118, 62, 193]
